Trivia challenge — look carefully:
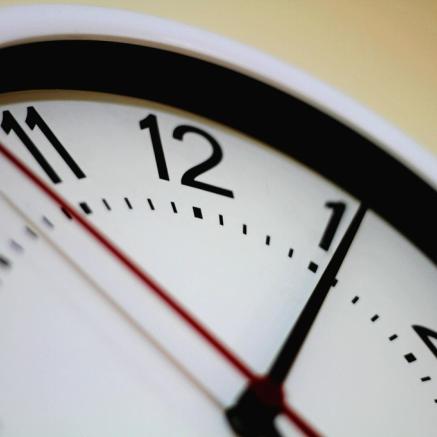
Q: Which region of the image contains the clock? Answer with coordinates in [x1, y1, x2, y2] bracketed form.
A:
[0, 5, 435, 436]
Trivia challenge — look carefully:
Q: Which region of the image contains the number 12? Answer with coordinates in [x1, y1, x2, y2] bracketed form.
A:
[140, 113, 234, 199]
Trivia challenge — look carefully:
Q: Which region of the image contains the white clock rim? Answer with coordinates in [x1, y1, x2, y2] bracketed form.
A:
[0, 4, 435, 188]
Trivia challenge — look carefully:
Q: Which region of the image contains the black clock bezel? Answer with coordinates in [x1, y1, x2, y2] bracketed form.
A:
[0, 40, 435, 263]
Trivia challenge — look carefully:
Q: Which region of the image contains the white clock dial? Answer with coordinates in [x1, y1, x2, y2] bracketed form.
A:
[0, 6, 435, 437]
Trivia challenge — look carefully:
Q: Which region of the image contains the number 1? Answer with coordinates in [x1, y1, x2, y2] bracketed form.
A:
[139, 114, 170, 180]
[319, 201, 346, 251]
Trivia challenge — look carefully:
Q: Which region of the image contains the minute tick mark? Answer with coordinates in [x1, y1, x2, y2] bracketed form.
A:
[42, 216, 54, 228]
[25, 226, 38, 239]
[421, 376, 431, 382]
[193, 206, 203, 219]
[0, 255, 11, 268]
[9, 240, 23, 253]
[404, 353, 417, 363]
[147, 198, 155, 211]
[79, 202, 92, 215]
[308, 262, 318, 273]
[102, 198, 111, 211]
[61, 206, 72, 219]
[124, 197, 133, 209]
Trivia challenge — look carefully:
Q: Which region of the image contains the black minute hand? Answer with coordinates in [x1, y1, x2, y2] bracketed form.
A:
[268, 203, 367, 382]
[226, 203, 367, 436]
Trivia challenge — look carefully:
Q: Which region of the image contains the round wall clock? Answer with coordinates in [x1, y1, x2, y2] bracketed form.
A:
[0, 5, 435, 437]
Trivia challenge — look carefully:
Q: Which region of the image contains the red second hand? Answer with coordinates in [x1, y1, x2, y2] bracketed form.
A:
[0, 141, 319, 437]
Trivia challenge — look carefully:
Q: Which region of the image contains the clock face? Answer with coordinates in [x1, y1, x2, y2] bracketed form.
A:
[0, 8, 436, 437]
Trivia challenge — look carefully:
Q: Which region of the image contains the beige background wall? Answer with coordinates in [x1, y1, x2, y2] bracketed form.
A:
[1, 0, 436, 156]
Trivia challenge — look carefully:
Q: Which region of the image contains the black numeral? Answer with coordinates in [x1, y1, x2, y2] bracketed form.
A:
[26, 106, 85, 180]
[1, 106, 86, 184]
[319, 201, 346, 251]
[139, 114, 170, 180]
[173, 125, 234, 198]
[413, 325, 437, 359]
[140, 113, 234, 198]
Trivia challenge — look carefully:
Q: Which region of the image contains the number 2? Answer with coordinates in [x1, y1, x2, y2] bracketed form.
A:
[173, 125, 234, 198]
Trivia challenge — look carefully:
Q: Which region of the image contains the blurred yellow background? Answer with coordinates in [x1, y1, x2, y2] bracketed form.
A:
[1, 0, 436, 156]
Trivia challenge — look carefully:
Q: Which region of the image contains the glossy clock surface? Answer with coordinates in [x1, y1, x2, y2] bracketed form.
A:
[0, 6, 436, 437]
